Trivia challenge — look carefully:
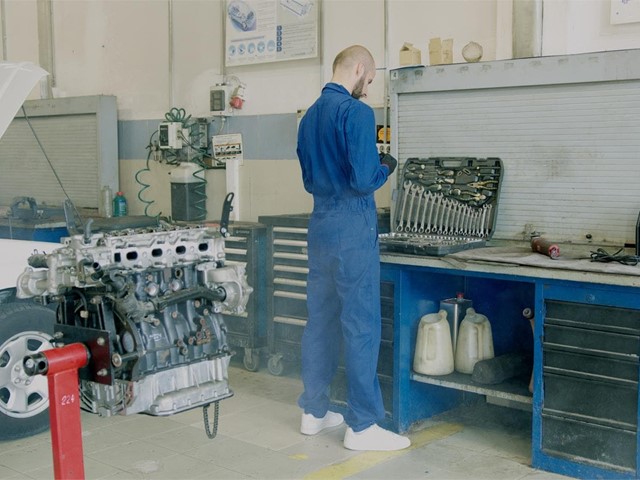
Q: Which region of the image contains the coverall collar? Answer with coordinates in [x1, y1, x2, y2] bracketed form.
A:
[323, 82, 350, 96]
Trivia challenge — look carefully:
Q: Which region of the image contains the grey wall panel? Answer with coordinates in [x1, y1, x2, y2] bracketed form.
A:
[392, 50, 640, 246]
[0, 96, 118, 209]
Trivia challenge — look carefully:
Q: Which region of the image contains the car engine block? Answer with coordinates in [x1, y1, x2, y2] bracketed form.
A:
[16, 224, 252, 420]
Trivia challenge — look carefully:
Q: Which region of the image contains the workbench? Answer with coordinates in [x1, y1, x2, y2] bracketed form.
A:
[382, 244, 640, 479]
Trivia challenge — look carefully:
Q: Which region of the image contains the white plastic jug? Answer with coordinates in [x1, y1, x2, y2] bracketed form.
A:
[455, 308, 494, 374]
[413, 310, 454, 376]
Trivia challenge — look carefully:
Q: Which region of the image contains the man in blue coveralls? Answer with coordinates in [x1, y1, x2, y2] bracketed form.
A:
[296, 45, 410, 451]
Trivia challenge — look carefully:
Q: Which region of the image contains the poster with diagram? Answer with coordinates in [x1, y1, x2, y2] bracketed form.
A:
[610, 0, 640, 24]
[225, 0, 319, 66]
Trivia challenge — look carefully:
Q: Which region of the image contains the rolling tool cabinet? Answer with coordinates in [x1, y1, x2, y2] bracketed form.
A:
[221, 221, 267, 371]
[257, 213, 309, 377]
[257, 210, 394, 414]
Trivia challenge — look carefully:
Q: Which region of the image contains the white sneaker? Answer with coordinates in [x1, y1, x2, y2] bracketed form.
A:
[300, 411, 345, 435]
[343, 424, 411, 451]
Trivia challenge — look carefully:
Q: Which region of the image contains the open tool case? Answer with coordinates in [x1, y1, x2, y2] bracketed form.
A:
[379, 157, 503, 256]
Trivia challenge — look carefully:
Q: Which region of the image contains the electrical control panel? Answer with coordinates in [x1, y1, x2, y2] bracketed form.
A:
[158, 122, 183, 149]
[210, 85, 234, 116]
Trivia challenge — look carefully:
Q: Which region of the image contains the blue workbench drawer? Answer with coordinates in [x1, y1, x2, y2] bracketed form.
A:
[542, 414, 636, 473]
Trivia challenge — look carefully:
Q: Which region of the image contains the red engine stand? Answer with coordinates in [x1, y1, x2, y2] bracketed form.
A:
[26, 343, 89, 480]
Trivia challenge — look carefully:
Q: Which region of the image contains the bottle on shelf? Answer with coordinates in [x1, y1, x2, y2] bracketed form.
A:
[113, 191, 128, 217]
[439, 292, 473, 355]
[99, 185, 113, 218]
[413, 310, 454, 376]
[455, 307, 494, 374]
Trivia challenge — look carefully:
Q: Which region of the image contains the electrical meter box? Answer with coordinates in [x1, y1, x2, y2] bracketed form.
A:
[158, 122, 183, 149]
[210, 85, 234, 116]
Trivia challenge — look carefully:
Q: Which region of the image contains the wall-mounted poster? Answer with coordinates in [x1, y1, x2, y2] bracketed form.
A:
[611, 0, 640, 24]
[225, 0, 320, 66]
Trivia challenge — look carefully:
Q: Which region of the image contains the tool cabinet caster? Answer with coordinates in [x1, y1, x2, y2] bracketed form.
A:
[242, 348, 260, 372]
[267, 354, 285, 376]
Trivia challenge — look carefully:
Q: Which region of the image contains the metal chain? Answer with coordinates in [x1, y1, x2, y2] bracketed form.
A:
[203, 401, 220, 439]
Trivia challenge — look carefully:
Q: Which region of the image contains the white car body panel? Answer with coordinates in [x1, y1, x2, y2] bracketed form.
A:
[0, 239, 59, 290]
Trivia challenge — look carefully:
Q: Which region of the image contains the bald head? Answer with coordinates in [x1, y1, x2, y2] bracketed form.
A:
[331, 45, 376, 100]
[332, 45, 375, 75]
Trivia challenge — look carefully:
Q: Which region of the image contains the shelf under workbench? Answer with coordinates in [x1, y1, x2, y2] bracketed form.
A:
[411, 370, 532, 405]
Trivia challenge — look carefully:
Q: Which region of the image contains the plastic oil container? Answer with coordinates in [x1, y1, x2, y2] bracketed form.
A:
[455, 307, 494, 374]
[439, 293, 473, 355]
[112, 191, 127, 217]
[413, 310, 454, 376]
[169, 162, 206, 221]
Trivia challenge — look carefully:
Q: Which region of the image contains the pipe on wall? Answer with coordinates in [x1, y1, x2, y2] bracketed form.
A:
[382, 0, 389, 145]
[36, 0, 55, 98]
[0, 0, 6, 61]
[512, 0, 543, 58]
[168, 0, 174, 108]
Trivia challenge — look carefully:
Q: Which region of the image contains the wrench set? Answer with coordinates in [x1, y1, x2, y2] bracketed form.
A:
[380, 157, 503, 256]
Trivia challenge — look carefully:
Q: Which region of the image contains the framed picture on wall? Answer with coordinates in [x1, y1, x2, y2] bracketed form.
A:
[224, 0, 320, 67]
[611, 0, 640, 24]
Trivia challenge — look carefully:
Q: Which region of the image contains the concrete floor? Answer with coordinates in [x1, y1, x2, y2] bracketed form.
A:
[0, 361, 573, 480]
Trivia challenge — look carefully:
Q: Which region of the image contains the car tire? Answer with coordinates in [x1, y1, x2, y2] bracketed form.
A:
[0, 302, 55, 441]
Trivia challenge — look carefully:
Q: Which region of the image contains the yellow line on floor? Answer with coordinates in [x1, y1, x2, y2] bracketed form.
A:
[304, 422, 464, 480]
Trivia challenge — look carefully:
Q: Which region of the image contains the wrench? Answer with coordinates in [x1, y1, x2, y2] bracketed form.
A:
[426, 194, 438, 233]
[469, 207, 477, 236]
[425, 195, 434, 233]
[453, 201, 462, 235]
[404, 184, 419, 232]
[448, 202, 458, 234]
[472, 208, 480, 236]
[479, 205, 488, 237]
[418, 192, 431, 233]
[396, 181, 412, 232]
[411, 186, 425, 232]
[436, 199, 444, 235]
[441, 199, 452, 235]
[436, 198, 444, 234]
[462, 206, 471, 235]
[453, 203, 463, 235]
[484, 204, 493, 236]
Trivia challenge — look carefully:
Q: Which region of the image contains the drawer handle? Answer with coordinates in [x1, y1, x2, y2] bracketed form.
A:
[274, 291, 307, 300]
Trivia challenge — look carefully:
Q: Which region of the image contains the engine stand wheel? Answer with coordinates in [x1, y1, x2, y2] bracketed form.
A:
[242, 348, 260, 372]
[267, 354, 285, 376]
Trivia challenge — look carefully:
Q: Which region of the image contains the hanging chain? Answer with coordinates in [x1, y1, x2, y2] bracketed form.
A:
[203, 401, 220, 439]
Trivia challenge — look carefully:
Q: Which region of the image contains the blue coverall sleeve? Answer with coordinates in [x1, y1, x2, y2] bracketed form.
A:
[344, 104, 388, 195]
[297, 143, 312, 194]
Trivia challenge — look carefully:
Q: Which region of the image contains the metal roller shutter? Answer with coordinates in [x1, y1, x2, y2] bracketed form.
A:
[392, 50, 640, 245]
[0, 95, 118, 209]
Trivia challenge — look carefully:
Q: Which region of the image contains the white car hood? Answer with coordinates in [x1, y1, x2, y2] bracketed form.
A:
[0, 62, 48, 139]
[0, 62, 54, 291]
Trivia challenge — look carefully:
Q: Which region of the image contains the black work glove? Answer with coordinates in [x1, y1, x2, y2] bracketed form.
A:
[379, 153, 397, 175]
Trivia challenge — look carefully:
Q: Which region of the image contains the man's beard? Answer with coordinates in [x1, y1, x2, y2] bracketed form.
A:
[351, 75, 366, 99]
